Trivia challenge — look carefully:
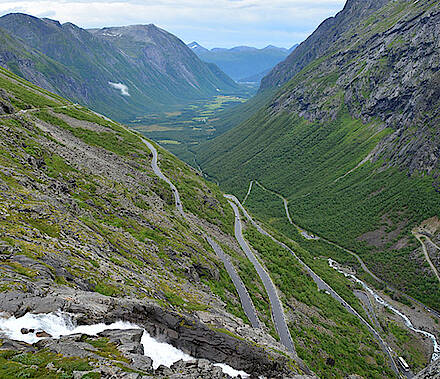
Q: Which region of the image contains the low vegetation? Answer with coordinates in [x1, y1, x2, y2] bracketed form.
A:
[243, 225, 395, 378]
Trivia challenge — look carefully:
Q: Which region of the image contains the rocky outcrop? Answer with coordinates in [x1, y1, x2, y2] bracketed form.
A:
[0, 288, 300, 378]
[415, 358, 440, 379]
[0, 326, 317, 378]
[0, 89, 13, 114]
[0, 329, 232, 378]
[267, 0, 440, 175]
[260, 0, 390, 90]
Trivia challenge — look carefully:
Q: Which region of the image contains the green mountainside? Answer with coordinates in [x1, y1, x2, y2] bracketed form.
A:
[0, 64, 418, 378]
[1, 1, 440, 377]
[197, 0, 440, 313]
[188, 42, 296, 83]
[0, 14, 239, 123]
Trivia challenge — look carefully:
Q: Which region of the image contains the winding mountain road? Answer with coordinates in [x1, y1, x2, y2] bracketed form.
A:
[205, 236, 261, 329]
[0, 105, 76, 119]
[226, 194, 399, 375]
[141, 139, 261, 330]
[143, 143, 295, 350]
[413, 232, 440, 284]
[247, 180, 440, 319]
[142, 139, 185, 217]
[226, 197, 296, 354]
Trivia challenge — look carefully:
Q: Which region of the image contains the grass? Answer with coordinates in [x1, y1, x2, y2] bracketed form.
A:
[0, 69, 63, 110]
[132, 92, 254, 165]
[242, 226, 395, 379]
[157, 143, 235, 235]
[94, 282, 120, 297]
[86, 337, 129, 363]
[202, 259, 251, 325]
[0, 349, 92, 378]
[3, 262, 37, 279]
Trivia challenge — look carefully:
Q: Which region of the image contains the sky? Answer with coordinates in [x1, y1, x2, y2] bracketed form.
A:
[0, 0, 347, 49]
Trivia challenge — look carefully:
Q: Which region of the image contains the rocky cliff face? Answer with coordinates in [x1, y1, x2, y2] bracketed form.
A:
[260, 0, 390, 90]
[270, 0, 440, 175]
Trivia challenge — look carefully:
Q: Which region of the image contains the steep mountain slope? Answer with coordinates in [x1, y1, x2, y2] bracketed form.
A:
[89, 25, 237, 98]
[0, 28, 84, 100]
[0, 14, 238, 122]
[189, 43, 294, 82]
[0, 65, 305, 378]
[0, 67, 406, 378]
[260, 0, 389, 89]
[197, 0, 440, 313]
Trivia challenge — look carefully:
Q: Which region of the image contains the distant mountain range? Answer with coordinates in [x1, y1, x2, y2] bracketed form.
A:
[188, 42, 298, 83]
[0, 13, 239, 122]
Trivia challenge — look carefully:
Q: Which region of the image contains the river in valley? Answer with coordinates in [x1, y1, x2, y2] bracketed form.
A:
[329, 259, 440, 363]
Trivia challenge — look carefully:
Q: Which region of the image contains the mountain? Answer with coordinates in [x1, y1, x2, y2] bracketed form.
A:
[0, 66, 402, 378]
[189, 42, 295, 82]
[260, 0, 389, 89]
[0, 13, 238, 122]
[0, 27, 85, 100]
[239, 68, 272, 83]
[188, 41, 209, 54]
[197, 0, 440, 319]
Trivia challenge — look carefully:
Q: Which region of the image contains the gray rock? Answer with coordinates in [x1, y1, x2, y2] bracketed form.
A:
[126, 354, 153, 372]
[73, 371, 99, 379]
[415, 358, 440, 378]
[98, 328, 143, 345]
[36, 331, 52, 338]
[0, 338, 36, 352]
[20, 328, 34, 334]
[35, 335, 96, 359]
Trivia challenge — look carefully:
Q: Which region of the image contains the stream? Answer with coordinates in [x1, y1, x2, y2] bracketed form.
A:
[329, 259, 440, 363]
[0, 312, 249, 378]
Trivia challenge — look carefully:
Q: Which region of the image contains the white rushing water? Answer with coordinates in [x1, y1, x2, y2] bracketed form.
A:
[328, 259, 440, 362]
[0, 312, 249, 378]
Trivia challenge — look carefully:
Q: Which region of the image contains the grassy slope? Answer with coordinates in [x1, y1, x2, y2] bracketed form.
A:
[0, 66, 251, 321]
[0, 66, 408, 377]
[197, 0, 440, 311]
[243, 226, 395, 378]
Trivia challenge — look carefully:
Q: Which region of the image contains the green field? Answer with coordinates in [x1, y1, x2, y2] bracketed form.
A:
[131, 90, 256, 165]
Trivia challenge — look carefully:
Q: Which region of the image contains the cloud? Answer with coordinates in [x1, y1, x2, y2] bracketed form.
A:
[108, 82, 130, 96]
[0, 0, 347, 48]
